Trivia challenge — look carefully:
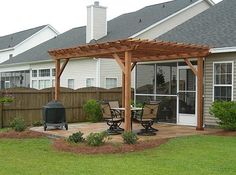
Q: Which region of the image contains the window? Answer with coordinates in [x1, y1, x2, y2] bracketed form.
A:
[68, 79, 74, 89]
[32, 80, 37, 89]
[86, 78, 95, 87]
[39, 80, 50, 89]
[32, 70, 37, 77]
[4, 81, 10, 89]
[52, 68, 56, 76]
[39, 69, 50, 77]
[213, 62, 233, 101]
[106, 78, 117, 89]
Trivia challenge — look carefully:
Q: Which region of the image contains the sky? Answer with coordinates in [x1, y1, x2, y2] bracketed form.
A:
[0, 0, 223, 36]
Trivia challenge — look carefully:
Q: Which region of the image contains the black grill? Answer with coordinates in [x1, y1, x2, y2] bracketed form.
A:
[42, 101, 68, 131]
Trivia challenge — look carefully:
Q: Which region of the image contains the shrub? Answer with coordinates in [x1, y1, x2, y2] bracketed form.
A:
[122, 132, 138, 144]
[209, 101, 236, 131]
[32, 121, 43, 127]
[10, 117, 27, 132]
[68, 131, 85, 143]
[0, 96, 14, 104]
[83, 99, 102, 122]
[86, 131, 108, 146]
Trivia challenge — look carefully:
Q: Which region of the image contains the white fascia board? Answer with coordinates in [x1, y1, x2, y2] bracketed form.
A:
[13, 25, 59, 49]
[130, 0, 210, 38]
[205, 0, 215, 6]
[210, 47, 236, 53]
[0, 60, 53, 68]
[0, 47, 14, 53]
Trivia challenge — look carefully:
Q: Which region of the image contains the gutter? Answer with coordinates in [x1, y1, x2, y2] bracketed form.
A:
[210, 47, 236, 54]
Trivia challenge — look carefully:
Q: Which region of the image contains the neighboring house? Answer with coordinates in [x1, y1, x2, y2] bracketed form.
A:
[134, 0, 236, 127]
[0, 25, 59, 88]
[0, 0, 213, 90]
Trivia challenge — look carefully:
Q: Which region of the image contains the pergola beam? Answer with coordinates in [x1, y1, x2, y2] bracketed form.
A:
[59, 59, 70, 77]
[55, 59, 60, 101]
[184, 58, 197, 75]
[113, 53, 125, 73]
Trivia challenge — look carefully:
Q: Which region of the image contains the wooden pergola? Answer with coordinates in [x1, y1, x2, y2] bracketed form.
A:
[48, 38, 210, 131]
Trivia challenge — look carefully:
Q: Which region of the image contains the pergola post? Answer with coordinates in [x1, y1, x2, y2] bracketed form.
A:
[196, 57, 204, 130]
[124, 51, 132, 132]
[55, 59, 60, 101]
[122, 72, 125, 107]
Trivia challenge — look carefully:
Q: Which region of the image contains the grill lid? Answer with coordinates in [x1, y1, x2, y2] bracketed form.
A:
[44, 100, 65, 108]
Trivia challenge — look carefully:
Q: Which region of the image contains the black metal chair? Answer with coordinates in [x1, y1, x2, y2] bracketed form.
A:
[100, 103, 123, 135]
[137, 103, 159, 136]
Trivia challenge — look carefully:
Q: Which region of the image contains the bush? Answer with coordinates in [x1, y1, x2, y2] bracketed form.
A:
[32, 121, 43, 127]
[68, 132, 85, 143]
[86, 131, 108, 146]
[83, 99, 102, 122]
[0, 96, 14, 104]
[209, 101, 236, 131]
[122, 132, 138, 144]
[10, 117, 27, 132]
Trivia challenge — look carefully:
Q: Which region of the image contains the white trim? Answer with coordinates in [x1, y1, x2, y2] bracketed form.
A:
[96, 58, 101, 87]
[135, 94, 177, 97]
[14, 25, 58, 49]
[137, 58, 197, 65]
[130, 0, 212, 38]
[0, 47, 14, 53]
[210, 47, 236, 54]
[212, 61, 234, 101]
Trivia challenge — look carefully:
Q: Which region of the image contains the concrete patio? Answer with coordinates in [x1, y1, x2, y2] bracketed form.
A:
[31, 122, 221, 143]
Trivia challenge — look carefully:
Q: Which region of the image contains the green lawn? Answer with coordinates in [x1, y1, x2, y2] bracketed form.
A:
[0, 135, 235, 175]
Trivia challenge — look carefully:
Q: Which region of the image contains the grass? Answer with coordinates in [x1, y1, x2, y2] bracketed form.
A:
[0, 127, 12, 132]
[0, 135, 236, 175]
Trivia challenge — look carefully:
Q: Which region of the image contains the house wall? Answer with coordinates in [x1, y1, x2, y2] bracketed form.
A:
[99, 59, 135, 89]
[29, 59, 98, 89]
[133, 0, 211, 39]
[0, 26, 58, 63]
[204, 52, 236, 126]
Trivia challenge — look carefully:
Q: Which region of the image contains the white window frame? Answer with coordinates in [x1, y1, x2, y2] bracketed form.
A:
[4, 81, 10, 89]
[105, 77, 118, 89]
[38, 69, 50, 77]
[68, 79, 75, 89]
[212, 61, 234, 101]
[86, 78, 95, 87]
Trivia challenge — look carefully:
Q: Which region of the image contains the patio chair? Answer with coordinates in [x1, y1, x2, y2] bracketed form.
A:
[100, 103, 123, 135]
[137, 103, 159, 136]
[109, 100, 122, 116]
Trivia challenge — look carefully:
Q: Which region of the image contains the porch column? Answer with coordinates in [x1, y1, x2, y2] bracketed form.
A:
[196, 57, 204, 130]
[122, 72, 125, 107]
[55, 59, 60, 101]
[124, 51, 132, 132]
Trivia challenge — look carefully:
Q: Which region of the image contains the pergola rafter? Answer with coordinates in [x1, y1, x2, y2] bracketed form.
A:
[48, 38, 210, 131]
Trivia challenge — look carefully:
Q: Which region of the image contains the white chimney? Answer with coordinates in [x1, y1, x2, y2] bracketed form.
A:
[86, 1, 107, 43]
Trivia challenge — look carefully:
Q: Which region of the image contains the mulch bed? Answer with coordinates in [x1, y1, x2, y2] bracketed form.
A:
[207, 131, 236, 137]
[53, 138, 169, 154]
[0, 130, 46, 139]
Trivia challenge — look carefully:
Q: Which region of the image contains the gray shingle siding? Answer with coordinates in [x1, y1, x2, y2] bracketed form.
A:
[204, 53, 236, 126]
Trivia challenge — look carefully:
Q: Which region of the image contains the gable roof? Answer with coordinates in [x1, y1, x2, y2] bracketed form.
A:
[158, 0, 236, 48]
[0, 25, 47, 51]
[1, 0, 202, 65]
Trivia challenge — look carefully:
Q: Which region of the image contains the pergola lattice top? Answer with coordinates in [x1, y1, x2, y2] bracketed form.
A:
[48, 38, 210, 62]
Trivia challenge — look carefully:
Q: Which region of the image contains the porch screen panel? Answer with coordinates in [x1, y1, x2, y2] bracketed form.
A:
[136, 64, 155, 94]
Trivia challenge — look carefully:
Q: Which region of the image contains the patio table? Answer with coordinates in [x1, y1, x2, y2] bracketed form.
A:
[111, 107, 142, 130]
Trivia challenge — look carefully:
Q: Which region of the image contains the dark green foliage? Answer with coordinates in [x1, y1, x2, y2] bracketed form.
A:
[83, 99, 102, 122]
[122, 132, 138, 144]
[86, 131, 108, 146]
[10, 117, 27, 132]
[210, 101, 236, 131]
[68, 132, 85, 143]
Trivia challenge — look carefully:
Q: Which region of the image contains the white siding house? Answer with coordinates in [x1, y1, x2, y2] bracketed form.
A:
[0, 0, 213, 90]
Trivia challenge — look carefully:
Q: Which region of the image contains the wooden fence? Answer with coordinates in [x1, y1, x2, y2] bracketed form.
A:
[0, 87, 133, 127]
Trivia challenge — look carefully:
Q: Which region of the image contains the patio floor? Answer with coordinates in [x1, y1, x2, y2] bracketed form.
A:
[31, 122, 221, 143]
